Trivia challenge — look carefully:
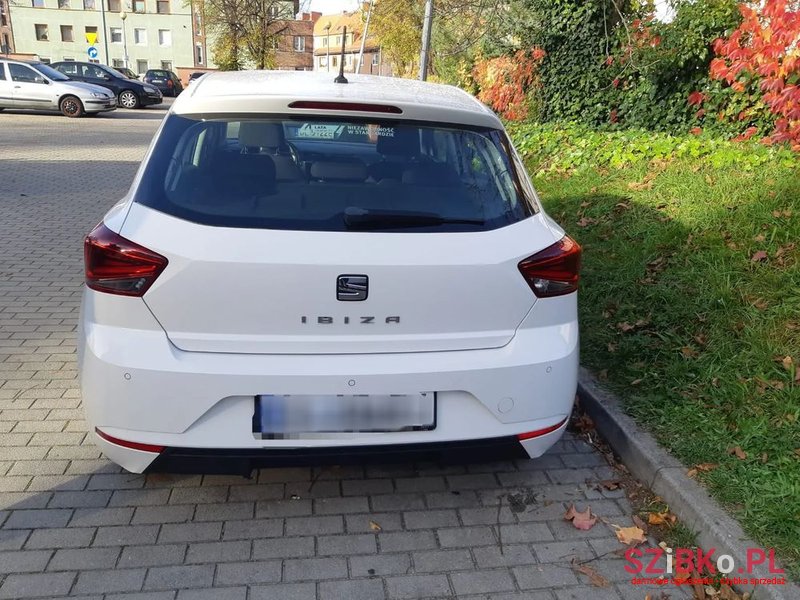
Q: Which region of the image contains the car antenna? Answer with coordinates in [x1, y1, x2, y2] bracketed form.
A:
[334, 26, 348, 84]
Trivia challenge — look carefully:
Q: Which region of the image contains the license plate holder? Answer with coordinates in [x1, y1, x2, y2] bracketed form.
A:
[253, 393, 436, 438]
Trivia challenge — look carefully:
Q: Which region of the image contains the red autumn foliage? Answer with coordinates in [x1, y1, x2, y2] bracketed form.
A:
[473, 48, 546, 121]
[709, 0, 800, 150]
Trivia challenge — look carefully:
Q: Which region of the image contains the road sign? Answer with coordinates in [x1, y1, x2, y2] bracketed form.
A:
[87, 46, 98, 59]
[85, 32, 98, 45]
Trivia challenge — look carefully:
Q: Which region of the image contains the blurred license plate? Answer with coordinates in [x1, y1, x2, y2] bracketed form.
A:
[253, 393, 435, 436]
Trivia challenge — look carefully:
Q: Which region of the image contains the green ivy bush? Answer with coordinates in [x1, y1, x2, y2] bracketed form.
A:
[507, 121, 799, 175]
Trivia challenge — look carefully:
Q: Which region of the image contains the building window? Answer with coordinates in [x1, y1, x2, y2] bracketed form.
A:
[110, 27, 122, 43]
[156, 0, 168, 13]
[40, 57, 51, 63]
[322, 36, 327, 47]
[58, 0, 70, 8]
[332, 55, 338, 68]
[112, 58, 124, 67]
[60, 25, 73, 41]
[293, 36, 305, 52]
[319, 56, 327, 67]
[1, 33, 10, 52]
[267, 4, 278, 18]
[0, 3, 7, 27]
[31, 0, 45, 6]
[35, 24, 49, 40]
[83, 0, 94, 8]
[372, 52, 379, 66]
[158, 29, 171, 46]
[194, 11, 202, 35]
[136, 59, 148, 73]
[107, 0, 119, 10]
[85, 25, 97, 37]
[195, 42, 203, 65]
[161, 60, 172, 70]
[133, 28, 146, 45]
[335, 35, 340, 46]
[132, 0, 144, 12]
[63, 57, 74, 61]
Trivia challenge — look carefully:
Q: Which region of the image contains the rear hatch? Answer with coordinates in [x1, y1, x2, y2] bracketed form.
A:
[120, 112, 559, 355]
[121, 205, 555, 354]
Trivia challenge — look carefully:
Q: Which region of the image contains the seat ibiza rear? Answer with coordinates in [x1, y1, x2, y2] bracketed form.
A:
[78, 71, 581, 474]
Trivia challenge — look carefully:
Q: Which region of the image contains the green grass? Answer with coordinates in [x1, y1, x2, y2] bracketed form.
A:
[515, 125, 800, 577]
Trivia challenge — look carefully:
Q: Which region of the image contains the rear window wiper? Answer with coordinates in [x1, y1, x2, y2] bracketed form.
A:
[343, 207, 484, 230]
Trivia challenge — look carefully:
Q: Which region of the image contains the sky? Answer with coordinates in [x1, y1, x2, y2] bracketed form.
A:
[300, 0, 675, 22]
[302, 0, 360, 14]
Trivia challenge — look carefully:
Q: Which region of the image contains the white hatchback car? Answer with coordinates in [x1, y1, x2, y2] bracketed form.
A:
[79, 71, 580, 474]
[0, 59, 116, 117]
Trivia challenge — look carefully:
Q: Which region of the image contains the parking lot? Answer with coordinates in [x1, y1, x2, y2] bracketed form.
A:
[0, 104, 683, 600]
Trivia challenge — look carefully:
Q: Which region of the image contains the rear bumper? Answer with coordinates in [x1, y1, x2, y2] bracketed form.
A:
[79, 290, 578, 473]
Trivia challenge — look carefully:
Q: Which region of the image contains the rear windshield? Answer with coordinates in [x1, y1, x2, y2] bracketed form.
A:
[134, 115, 535, 232]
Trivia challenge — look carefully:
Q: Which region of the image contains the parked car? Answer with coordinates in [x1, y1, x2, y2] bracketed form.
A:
[187, 71, 207, 84]
[0, 58, 116, 117]
[51, 61, 162, 109]
[113, 66, 139, 80]
[79, 71, 581, 474]
[142, 69, 183, 97]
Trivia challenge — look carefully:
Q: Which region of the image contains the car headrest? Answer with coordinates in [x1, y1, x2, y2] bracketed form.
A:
[376, 128, 420, 158]
[310, 160, 368, 182]
[238, 121, 283, 150]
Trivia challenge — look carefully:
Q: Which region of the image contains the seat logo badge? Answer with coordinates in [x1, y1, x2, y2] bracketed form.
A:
[337, 274, 368, 301]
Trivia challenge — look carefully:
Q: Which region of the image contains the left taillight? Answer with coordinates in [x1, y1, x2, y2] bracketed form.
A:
[84, 223, 168, 297]
[518, 235, 582, 298]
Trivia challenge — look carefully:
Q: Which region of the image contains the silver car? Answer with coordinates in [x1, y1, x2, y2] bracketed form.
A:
[0, 59, 116, 117]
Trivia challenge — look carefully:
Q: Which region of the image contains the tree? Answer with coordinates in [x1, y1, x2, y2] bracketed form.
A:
[198, 0, 297, 70]
[369, 0, 501, 79]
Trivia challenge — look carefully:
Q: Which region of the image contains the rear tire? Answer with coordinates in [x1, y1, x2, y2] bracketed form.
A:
[60, 95, 84, 118]
[119, 90, 140, 109]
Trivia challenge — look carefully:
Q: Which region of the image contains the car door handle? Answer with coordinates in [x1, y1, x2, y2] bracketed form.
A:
[14, 85, 21, 88]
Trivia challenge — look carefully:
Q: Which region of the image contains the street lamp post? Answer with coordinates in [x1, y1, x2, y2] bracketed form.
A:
[324, 22, 330, 72]
[120, 11, 129, 69]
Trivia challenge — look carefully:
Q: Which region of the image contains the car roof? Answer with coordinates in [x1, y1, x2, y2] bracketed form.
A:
[172, 70, 502, 129]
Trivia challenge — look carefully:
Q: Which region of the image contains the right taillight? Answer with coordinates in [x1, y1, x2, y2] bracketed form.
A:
[84, 223, 168, 297]
[518, 235, 582, 298]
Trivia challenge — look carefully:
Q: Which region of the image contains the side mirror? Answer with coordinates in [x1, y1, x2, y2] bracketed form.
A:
[34, 75, 48, 84]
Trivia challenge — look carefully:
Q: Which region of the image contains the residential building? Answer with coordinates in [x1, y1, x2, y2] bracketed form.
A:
[1, 0, 15, 53]
[313, 9, 390, 76]
[4, 0, 195, 74]
[264, 10, 317, 71]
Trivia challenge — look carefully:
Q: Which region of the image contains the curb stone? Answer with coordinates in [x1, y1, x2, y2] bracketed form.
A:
[577, 367, 800, 600]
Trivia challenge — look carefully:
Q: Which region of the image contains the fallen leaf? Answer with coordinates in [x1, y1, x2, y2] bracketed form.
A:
[681, 346, 698, 358]
[369, 520, 382, 531]
[648, 510, 676, 526]
[616, 321, 635, 332]
[695, 462, 718, 472]
[728, 446, 747, 460]
[607, 342, 617, 353]
[751, 250, 768, 262]
[564, 504, 598, 531]
[577, 217, 596, 228]
[630, 378, 643, 386]
[598, 369, 609, 380]
[614, 524, 647, 546]
[752, 233, 766, 242]
[570, 558, 610, 588]
[600, 480, 621, 490]
[781, 356, 794, 371]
